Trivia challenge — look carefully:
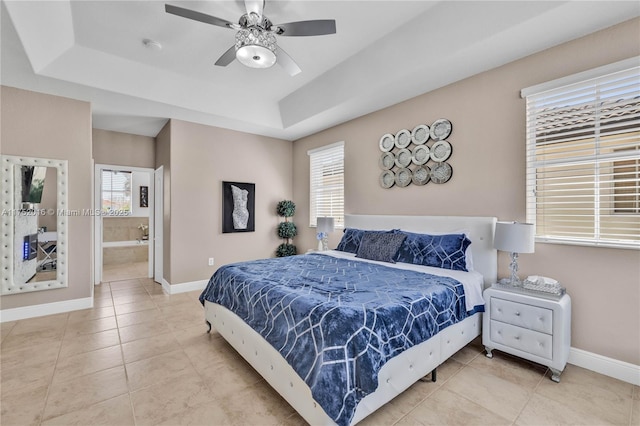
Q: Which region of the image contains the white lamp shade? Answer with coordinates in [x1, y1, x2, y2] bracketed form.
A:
[316, 217, 335, 234]
[494, 222, 535, 254]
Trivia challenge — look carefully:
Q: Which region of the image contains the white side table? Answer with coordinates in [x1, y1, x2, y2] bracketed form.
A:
[482, 284, 571, 382]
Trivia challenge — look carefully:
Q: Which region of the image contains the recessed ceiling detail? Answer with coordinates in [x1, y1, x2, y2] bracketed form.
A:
[2, 0, 638, 139]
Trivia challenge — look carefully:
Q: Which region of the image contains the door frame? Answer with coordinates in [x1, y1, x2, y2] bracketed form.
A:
[153, 166, 164, 284]
[93, 164, 157, 285]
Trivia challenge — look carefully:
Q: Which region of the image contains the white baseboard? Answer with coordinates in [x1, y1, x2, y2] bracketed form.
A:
[0, 296, 94, 322]
[162, 279, 207, 295]
[569, 347, 640, 386]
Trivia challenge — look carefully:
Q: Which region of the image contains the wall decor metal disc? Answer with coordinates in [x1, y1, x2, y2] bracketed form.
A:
[395, 168, 412, 187]
[395, 129, 411, 149]
[412, 145, 430, 165]
[380, 170, 395, 188]
[412, 166, 431, 185]
[430, 118, 452, 141]
[395, 148, 412, 168]
[411, 124, 430, 145]
[378, 152, 395, 170]
[379, 134, 395, 152]
[430, 140, 452, 162]
[430, 162, 453, 184]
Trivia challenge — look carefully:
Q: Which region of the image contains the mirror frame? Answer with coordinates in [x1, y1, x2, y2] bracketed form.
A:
[1, 155, 68, 294]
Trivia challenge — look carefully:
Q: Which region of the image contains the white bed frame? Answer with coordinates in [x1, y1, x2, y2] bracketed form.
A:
[204, 215, 497, 425]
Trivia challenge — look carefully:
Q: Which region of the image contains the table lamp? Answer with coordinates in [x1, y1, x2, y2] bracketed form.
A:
[494, 221, 535, 286]
[316, 217, 335, 251]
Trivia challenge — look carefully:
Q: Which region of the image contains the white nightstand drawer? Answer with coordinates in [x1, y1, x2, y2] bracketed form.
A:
[489, 320, 553, 359]
[490, 297, 553, 335]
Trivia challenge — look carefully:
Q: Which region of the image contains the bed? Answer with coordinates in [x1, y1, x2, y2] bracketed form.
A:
[200, 215, 497, 425]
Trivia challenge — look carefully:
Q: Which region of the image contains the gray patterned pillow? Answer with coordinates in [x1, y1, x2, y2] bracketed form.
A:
[356, 231, 407, 263]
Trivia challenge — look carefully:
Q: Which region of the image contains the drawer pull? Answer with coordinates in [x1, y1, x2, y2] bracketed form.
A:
[514, 336, 520, 340]
[515, 312, 521, 316]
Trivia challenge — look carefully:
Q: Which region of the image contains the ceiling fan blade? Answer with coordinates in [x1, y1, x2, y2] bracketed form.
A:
[215, 45, 237, 67]
[165, 4, 235, 29]
[274, 20, 336, 37]
[244, 0, 264, 20]
[276, 46, 301, 76]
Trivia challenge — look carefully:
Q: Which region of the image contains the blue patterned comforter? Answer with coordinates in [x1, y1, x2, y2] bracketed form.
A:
[199, 253, 481, 425]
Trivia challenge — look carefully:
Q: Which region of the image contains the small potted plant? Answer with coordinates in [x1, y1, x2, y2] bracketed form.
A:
[275, 200, 297, 257]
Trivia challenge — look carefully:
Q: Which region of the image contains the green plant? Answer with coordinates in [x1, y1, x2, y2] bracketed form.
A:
[277, 221, 298, 239]
[276, 200, 296, 218]
[276, 243, 297, 257]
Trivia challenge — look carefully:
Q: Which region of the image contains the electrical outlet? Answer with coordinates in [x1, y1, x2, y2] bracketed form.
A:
[208, 257, 214, 266]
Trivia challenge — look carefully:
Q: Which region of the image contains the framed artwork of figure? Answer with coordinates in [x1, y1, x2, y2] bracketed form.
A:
[222, 181, 255, 233]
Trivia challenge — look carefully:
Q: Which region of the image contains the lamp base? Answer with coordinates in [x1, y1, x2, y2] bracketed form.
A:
[508, 252, 521, 286]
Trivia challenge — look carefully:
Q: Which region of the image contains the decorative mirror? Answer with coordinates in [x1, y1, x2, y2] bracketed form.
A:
[1, 155, 68, 294]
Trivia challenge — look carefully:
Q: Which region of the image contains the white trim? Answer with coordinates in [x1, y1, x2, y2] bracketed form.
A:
[161, 278, 207, 295]
[569, 347, 640, 386]
[0, 296, 93, 322]
[94, 163, 155, 285]
[521, 56, 640, 97]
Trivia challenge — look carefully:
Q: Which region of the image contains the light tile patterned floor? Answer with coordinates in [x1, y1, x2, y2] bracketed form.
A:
[1, 276, 638, 426]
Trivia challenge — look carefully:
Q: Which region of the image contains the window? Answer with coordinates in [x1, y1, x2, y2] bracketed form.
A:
[523, 59, 640, 249]
[308, 141, 344, 228]
[101, 169, 132, 214]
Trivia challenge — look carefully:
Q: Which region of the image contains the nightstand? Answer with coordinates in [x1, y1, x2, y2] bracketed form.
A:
[483, 284, 571, 382]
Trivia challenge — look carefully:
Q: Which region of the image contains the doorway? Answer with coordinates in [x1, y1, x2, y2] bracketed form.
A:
[94, 164, 158, 284]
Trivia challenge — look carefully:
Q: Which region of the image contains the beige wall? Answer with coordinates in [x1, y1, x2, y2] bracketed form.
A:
[163, 119, 293, 285]
[93, 128, 155, 168]
[1, 86, 93, 309]
[292, 18, 640, 365]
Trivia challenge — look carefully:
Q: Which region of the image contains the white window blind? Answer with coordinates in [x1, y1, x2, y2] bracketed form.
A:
[523, 63, 640, 249]
[101, 170, 132, 214]
[308, 141, 344, 228]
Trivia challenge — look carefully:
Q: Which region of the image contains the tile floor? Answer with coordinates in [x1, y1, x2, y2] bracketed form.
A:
[1, 277, 638, 426]
[102, 261, 149, 283]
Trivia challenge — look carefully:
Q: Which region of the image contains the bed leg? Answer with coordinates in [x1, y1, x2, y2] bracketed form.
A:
[419, 368, 437, 383]
[205, 320, 212, 333]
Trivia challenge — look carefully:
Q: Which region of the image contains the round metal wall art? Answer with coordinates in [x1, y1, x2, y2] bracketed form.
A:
[395, 129, 411, 149]
[430, 140, 452, 162]
[430, 162, 453, 184]
[412, 145, 430, 165]
[430, 118, 452, 141]
[379, 134, 395, 152]
[395, 168, 412, 187]
[380, 170, 395, 188]
[378, 118, 454, 188]
[395, 148, 412, 168]
[412, 166, 430, 185]
[379, 152, 395, 170]
[411, 124, 430, 145]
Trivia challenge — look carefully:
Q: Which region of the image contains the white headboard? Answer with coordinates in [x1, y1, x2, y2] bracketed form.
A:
[344, 215, 497, 286]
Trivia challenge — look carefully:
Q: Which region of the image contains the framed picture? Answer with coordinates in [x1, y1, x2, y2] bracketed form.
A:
[139, 186, 148, 208]
[222, 181, 255, 233]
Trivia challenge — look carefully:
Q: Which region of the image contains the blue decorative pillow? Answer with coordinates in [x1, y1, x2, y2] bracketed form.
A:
[394, 231, 471, 272]
[336, 228, 401, 254]
[356, 232, 407, 263]
[336, 228, 366, 254]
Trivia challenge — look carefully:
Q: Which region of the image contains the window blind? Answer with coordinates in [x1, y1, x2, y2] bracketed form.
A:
[308, 142, 344, 228]
[524, 64, 640, 249]
[101, 170, 132, 213]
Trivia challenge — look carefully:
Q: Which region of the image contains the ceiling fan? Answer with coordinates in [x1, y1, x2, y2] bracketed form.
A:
[165, 1, 337, 76]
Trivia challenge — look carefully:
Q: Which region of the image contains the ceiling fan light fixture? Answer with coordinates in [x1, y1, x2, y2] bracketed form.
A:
[235, 28, 277, 69]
